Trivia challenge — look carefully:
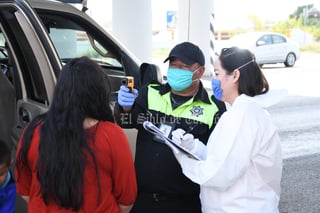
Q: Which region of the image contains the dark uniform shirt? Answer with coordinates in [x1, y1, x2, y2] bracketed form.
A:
[115, 82, 226, 213]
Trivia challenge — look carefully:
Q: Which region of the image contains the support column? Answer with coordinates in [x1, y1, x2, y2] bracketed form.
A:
[112, 0, 152, 63]
[176, 0, 214, 77]
[209, 11, 215, 77]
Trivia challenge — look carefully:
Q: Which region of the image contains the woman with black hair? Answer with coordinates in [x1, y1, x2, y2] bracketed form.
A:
[171, 47, 283, 213]
[15, 56, 137, 213]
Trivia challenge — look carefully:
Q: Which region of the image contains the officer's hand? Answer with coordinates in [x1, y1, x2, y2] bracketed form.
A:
[117, 85, 138, 108]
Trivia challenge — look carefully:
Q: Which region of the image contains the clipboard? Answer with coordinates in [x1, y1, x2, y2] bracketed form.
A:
[143, 121, 201, 160]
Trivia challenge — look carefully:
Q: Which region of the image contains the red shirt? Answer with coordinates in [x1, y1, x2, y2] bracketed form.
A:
[16, 121, 137, 213]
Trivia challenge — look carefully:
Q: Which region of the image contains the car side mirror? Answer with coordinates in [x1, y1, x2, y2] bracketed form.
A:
[140, 63, 163, 86]
[256, 40, 266, 46]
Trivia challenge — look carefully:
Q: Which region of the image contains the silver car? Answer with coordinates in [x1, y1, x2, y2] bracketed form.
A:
[219, 32, 301, 67]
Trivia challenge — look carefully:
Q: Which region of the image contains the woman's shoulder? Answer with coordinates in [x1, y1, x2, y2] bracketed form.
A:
[232, 95, 267, 119]
[235, 95, 275, 128]
[96, 121, 128, 139]
[235, 95, 262, 109]
[98, 121, 123, 132]
[96, 121, 130, 148]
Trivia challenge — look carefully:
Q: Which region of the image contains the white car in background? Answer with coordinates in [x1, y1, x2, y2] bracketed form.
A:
[217, 32, 301, 67]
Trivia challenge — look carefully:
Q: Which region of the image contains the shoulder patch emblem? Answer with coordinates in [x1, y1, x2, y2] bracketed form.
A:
[190, 106, 204, 117]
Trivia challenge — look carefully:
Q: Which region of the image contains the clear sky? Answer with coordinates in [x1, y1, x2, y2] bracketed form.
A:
[86, 0, 319, 31]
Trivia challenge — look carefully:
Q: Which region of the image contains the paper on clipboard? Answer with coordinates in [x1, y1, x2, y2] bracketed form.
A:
[143, 121, 201, 160]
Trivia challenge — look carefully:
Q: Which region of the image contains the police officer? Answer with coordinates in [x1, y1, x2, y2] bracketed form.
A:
[115, 42, 226, 213]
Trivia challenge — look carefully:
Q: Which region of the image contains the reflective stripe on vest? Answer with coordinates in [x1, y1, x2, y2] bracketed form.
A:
[147, 84, 218, 129]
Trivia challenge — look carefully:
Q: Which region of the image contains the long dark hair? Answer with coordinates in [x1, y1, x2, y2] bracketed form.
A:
[16, 56, 114, 210]
[219, 47, 269, 96]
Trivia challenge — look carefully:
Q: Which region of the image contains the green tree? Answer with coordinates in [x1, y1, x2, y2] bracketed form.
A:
[289, 4, 314, 20]
[248, 15, 264, 31]
[271, 4, 320, 41]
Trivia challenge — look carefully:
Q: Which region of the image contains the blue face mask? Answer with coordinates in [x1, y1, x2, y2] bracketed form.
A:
[211, 79, 223, 100]
[167, 68, 198, 91]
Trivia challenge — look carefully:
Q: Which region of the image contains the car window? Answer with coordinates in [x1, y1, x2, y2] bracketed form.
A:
[272, 35, 286, 44]
[36, 11, 132, 99]
[0, 33, 8, 73]
[40, 14, 122, 68]
[258, 35, 272, 45]
[0, 33, 6, 55]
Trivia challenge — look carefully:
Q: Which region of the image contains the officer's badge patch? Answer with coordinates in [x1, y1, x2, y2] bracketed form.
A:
[190, 106, 203, 117]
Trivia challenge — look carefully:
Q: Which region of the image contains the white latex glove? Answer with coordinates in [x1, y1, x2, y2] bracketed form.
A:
[171, 128, 186, 143]
[171, 128, 195, 150]
[180, 133, 195, 150]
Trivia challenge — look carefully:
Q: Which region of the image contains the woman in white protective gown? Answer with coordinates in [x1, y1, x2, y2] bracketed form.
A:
[171, 47, 284, 213]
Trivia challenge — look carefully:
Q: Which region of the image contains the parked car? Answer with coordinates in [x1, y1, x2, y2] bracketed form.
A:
[0, 0, 161, 212]
[216, 32, 301, 67]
